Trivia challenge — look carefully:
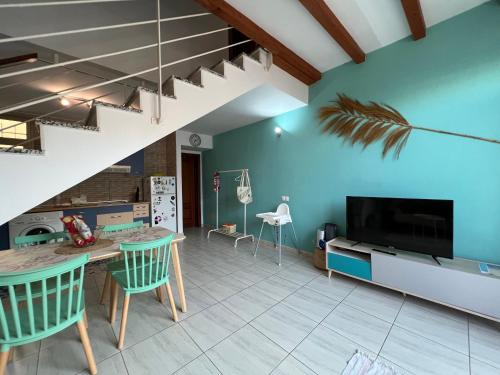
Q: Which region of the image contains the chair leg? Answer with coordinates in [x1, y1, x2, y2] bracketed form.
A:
[83, 310, 89, 329]
[109, 279, 119, 323]
[0, 350, 10, 375]
[117, 294, 131, 350]
[156, 286, 164, 304]
[76, 318, 97, 375]
[165, 283, 178, 322]
[99, 271, 111, 305]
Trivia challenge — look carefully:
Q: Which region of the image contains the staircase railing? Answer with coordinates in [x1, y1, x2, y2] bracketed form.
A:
[0, 0, 254, 151]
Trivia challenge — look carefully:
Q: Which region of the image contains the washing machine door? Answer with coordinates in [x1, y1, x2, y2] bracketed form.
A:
[19, 224, 57, 244]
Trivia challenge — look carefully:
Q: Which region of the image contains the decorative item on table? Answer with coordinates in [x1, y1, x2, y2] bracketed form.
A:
[60, 215, 96, 247]
[221, 223, 236, 234]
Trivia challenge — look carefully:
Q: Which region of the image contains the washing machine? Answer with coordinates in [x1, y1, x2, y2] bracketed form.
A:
[8, 211, 64, 248]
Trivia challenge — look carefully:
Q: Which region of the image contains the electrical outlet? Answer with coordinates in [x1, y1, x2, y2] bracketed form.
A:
[281, 195, 290, 202]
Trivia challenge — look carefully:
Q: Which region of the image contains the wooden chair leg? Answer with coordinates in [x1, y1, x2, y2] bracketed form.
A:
[109, 278, 119, 323]
[165, 283, 178, 322]
[117, 294, 131, 350]
[83, 310, 89, 329]
[76, 319, 97, 375]
[99, 271, 111, 305]
[0, 349, 10, 375]
[156, 286, 164, 304]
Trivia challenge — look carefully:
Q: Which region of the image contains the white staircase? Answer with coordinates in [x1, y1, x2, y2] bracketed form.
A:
[0, 49, 308, 226]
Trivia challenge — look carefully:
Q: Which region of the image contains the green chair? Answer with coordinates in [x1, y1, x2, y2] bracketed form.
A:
[98, 221, 144, 304]
[0, 255, 97, 375]
[14, 231, 69, 248]
[109, 234, 177, 349]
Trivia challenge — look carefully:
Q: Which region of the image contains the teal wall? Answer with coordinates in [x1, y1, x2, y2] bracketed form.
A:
[202, 2, 500, 263]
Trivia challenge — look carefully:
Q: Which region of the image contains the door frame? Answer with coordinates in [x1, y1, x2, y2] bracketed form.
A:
[180, 150, 203, 229]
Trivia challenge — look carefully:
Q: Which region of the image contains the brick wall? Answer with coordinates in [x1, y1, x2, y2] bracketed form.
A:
[38, 132, 177, 206]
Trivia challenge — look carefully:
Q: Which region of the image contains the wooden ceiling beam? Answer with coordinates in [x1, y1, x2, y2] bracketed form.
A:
[299, 0, 365, 64]
[195, 0, 321, 85]
[401, 0, 426, 40]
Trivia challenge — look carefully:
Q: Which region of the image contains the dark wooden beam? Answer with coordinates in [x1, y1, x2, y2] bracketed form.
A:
[195, 0, 321, 84]
[401, 0, 426, 40]
[299, 0, 365, 64]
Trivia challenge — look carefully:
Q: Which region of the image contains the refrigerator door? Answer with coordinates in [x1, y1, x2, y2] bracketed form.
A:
[150, 176, 168, 195]
[151, 193, 177, 231]
[164, 177, 176, 194]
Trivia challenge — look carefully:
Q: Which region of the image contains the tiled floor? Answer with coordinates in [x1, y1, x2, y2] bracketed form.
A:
[7, 227, 500, 375]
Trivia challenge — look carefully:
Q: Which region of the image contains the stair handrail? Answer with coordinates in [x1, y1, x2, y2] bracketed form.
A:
[0, 39, 252, 117]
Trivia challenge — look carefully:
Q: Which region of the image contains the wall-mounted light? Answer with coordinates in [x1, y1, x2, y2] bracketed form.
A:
[86, 100, 93, 108]
[274, 126, 282, 137]
[60, 97, 70, 107]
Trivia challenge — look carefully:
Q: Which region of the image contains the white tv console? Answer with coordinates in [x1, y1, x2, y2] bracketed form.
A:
[326, 237, 500, 322]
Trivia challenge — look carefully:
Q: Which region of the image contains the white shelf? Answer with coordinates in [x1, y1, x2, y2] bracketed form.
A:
[325, 236, 500, 322]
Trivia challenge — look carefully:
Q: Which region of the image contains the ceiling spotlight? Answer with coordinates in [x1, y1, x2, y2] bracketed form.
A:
[274, 126, 282, 136]
[60, 97, 70, 107]
[26, 57, 38, 63]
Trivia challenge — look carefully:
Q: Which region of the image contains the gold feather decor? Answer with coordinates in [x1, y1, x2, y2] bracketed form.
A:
[318, 94, 500, 159]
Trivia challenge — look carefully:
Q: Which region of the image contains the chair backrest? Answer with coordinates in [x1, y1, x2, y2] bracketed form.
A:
[15, 231, 69, 248]
[0, 254, 89, 349]
[119, 234, 174, 292]
[101, 220, 144, 234]
[276, 203, 291, 217]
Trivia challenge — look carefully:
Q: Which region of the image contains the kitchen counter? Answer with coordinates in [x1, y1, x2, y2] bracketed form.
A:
[29, 201, 150, 213]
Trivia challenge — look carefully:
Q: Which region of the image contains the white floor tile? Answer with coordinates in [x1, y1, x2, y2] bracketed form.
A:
[282, 287, 339, 323]
[304, 274, 357, 301]
[470, 317, 500, 369]
[323, 303, 392, 353]
[380, 326, 469, 375]
[271, 355, 317, 375]
[174, 354, 221, 375]
[181, 304, 246, 351]
[293, 325, 375, 375]
[250, 303, 317, 352]
[343, 284, 404, 323]
[395, 297, 469, 355]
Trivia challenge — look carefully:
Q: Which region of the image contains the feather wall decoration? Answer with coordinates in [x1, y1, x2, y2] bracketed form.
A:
[318, 94, 500, 159]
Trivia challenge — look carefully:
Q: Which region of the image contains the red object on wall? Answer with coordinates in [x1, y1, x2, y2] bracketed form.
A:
[213, 172, 220, 192]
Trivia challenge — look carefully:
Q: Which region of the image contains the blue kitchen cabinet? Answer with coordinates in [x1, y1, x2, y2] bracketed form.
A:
[63, 204, 134, 231]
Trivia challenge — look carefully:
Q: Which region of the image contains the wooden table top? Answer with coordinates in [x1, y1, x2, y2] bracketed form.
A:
[0, 227, 185, 274]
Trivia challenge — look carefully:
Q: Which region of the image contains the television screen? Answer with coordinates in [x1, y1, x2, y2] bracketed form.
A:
[346, 196, 454, 259]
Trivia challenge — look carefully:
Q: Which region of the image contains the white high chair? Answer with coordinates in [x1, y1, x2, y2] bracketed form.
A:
[254, 203, 298, 265]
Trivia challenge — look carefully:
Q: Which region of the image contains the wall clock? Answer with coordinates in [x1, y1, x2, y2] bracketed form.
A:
[189, 133, 202, 147]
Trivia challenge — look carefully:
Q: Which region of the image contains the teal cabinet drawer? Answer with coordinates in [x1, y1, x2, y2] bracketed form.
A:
[328, 252, 372, 281]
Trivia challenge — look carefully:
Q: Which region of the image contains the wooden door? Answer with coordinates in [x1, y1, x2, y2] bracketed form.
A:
[182, 153, 201, 227]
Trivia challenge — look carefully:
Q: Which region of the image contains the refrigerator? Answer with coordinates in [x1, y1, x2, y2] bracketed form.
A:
[149, 176, 177, 232]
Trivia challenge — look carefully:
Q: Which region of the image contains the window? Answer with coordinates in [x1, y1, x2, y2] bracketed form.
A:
[0, 119, 27, 149]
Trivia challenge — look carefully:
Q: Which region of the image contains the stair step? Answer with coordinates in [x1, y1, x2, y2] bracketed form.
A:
[211, 59, 245, 77]
[231, 51, 262, 69]
[94, 100, 143, 114]
[0, 147, 44, 155]
[187, 66, 226, 86]
[250, 47, 269, 65]
[36, 118, 100, 132]
[139, 86, 177, 100]
[163, 76, 204, 97]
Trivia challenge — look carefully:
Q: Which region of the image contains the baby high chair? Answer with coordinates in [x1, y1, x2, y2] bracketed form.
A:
[254, 203, 298, 266]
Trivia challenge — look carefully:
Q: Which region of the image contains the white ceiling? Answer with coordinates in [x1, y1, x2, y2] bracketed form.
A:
[225, 0, 489, 72]
[183, 84, 307, 135]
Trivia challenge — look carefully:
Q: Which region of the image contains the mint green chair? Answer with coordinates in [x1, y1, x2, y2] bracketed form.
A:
[100, 221, 143, 234]
[98, 221, 144, 304]
[0, 254, 97, 375]
[109, 234, 177, 349]
[14, 231, 69, 248]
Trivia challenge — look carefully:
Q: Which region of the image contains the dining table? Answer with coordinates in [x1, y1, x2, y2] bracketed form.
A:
[0, 226, 188, 313]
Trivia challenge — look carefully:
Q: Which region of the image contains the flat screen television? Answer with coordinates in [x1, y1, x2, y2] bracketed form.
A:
[346, 196, 454, 259]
